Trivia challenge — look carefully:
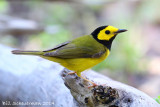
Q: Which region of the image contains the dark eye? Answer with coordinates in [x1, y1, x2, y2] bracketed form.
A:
[105, 30, 110, 34]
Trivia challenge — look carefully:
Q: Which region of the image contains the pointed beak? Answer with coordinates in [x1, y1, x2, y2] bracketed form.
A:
[115, 29, 127, 33]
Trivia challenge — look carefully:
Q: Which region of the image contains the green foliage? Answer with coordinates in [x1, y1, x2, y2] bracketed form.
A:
[155, 96, 160, 104]
[0, 0, 8, 13]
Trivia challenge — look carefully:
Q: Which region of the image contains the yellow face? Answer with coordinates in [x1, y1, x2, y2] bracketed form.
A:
[97, 25, 119, 41]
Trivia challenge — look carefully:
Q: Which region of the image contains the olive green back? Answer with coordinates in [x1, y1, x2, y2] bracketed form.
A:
[43, 35, 107, 59]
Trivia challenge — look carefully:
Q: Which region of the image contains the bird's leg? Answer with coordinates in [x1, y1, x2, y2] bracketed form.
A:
[67, 71, 76, 75]
[68, 71, 97, 88]
[80, 73, 97, 88]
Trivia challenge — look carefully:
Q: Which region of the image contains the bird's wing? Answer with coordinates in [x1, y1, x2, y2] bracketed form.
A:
[43, 35, 106, 58]
[43, 44, 106, 58]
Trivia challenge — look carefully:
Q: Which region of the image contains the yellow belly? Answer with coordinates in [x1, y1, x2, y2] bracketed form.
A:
[41, 49, 110, 76]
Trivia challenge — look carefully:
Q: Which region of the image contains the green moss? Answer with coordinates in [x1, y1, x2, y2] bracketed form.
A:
[155, 96, 160, 104]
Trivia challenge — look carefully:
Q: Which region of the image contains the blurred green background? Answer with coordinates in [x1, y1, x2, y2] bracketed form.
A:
[0, 0, 160, 98]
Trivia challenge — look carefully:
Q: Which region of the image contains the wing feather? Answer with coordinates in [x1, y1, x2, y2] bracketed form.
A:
[43, 44, 106, 58]
[43, 35, 106, 59]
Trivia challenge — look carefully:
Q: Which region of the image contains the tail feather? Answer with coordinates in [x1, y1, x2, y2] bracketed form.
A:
[12, 50, 43, 55]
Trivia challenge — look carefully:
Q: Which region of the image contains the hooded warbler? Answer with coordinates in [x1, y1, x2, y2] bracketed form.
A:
[12, 25, 127, 85]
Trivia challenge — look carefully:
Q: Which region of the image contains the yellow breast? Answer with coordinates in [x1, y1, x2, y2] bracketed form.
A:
[41, 49, 110, 76]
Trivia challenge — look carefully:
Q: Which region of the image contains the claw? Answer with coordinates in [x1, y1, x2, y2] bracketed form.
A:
[88, 82, 97, 88]
[80, 73, 98, 88]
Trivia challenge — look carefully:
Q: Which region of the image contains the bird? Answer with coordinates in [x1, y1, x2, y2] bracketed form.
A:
[12, 25, 127, 87]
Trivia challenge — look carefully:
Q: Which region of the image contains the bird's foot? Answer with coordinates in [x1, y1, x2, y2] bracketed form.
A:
[80, 74, 98, 88]
[88, 83, 107, 88]
[88, 82, 98, 88]
[67, 71, 76, 75]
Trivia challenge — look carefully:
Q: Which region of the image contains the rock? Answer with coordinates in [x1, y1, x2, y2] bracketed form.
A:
[0, 44, 73, 107]
[61, 69, 160, 107]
